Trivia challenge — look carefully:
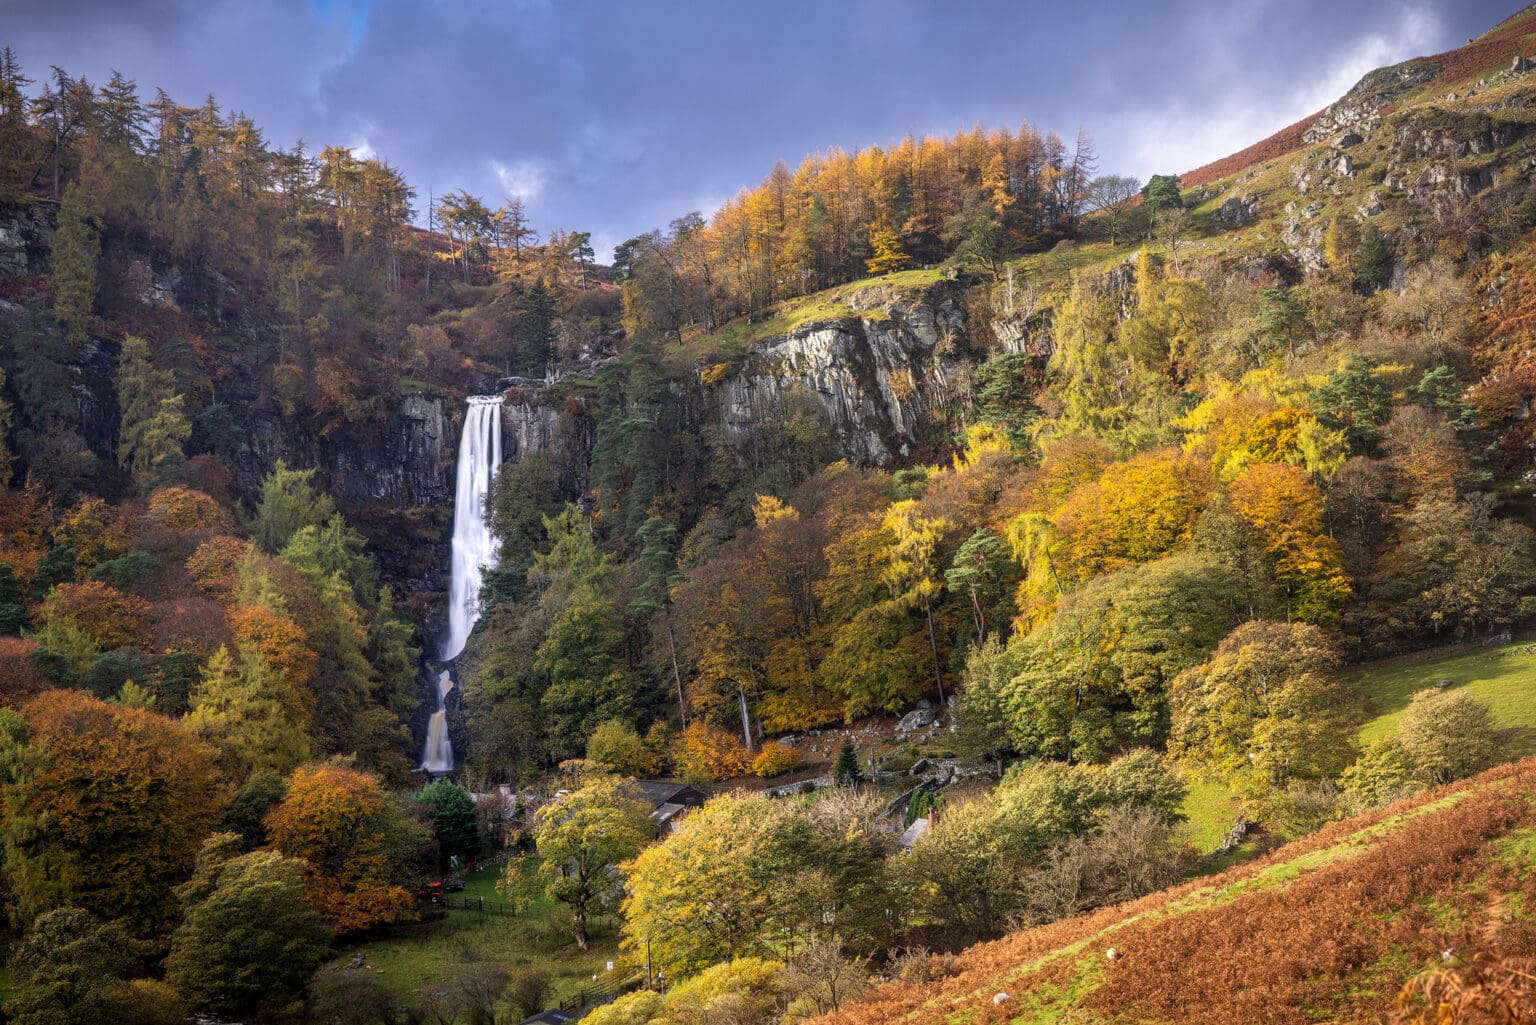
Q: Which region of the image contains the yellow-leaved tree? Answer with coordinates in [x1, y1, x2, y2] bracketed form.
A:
[503, 777, 653, 951]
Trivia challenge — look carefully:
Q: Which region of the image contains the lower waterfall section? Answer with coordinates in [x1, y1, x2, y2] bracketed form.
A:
[421, 669, 454, 773]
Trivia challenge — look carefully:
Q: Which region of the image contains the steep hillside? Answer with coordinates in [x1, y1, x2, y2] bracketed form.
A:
[819, 758, 1536, 1025]
[1182, 3, 1536, 187]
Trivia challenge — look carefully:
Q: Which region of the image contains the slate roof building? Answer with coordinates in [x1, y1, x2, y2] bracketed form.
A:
[632, 780, 707, 831]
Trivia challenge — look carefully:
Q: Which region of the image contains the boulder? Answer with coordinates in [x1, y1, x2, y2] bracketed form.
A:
[1213, 193, 1261, 228]
[897, 707, 937, 732]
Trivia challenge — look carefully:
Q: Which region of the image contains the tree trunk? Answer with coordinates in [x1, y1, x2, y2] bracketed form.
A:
[923, 597, 945, 707]
[667, 621, 687, 727]
[738, 687, 755, 752]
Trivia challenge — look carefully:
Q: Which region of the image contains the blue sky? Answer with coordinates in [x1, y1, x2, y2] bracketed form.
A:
[3, 0, 1523, 259]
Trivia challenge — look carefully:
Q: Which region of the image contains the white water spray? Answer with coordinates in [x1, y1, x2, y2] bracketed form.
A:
[422, 395, 502, 774]
[441, 396, 503, 662]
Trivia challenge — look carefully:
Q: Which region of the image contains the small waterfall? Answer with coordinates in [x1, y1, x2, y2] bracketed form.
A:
[421, 670, 454, 773]
[441, 395, 503, 662]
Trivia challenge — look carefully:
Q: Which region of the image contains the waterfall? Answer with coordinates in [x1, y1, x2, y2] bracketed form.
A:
[421, 670, 455, 773]
[441, 395, 503, 662]
[422, 395, 501, 774]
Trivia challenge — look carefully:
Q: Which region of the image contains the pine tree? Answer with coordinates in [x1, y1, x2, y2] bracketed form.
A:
[517, 277, 557, 373]
[834, 737, 862, 786]
[0, 563, 27, 635]
[116, 335, 190, 491]
[51, 185, 99, 347]
[1355, 224, 1393, 292]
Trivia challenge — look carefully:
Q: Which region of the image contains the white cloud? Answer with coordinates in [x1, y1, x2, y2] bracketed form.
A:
[1106, 4, 1445, 178]
[491, 159, 548, 200]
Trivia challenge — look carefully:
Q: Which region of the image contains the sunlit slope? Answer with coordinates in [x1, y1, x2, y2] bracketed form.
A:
[818, 758, 1536, 1024]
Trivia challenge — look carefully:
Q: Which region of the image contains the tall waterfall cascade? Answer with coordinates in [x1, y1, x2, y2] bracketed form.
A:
[441, 396, 503, 662]
[421, 395, 502, 774]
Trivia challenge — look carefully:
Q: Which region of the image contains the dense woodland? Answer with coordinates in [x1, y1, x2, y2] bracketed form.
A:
[0, 17, 1535, 1023]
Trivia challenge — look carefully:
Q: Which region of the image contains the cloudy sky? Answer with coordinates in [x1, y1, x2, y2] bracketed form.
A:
[4, 0, 1521, 259]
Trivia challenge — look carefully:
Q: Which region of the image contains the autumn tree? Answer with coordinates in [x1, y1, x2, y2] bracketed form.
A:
[164, 835, 329, 1019]
[865, 224, 910, 276]
[623, 793, 806, 976]
[1169, 621, 1356, 808]
[1227, 462, 1352, 623]
[1394, 688, 1503, 787]
[508, 778, 653, 950]
[0, 691, 225, 936]
[185, 643, 314, 778]
[264, 761, 423, 934]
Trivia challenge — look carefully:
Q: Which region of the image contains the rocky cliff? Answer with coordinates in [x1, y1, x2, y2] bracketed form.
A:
[719, 279, 974, 464]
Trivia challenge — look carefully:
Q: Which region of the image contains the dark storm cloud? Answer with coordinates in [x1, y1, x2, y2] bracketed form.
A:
[2, 0, 1523, 258]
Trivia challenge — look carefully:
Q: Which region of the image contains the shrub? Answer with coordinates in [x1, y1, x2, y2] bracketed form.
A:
[751, 741, 802, 778]
[587, 719, 655, 777]
[1395, 688, 1503, 786]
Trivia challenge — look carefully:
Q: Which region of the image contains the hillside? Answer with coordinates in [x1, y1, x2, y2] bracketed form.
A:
[818, 758, 1536, 1025]
[5, 4, 1536, 1024]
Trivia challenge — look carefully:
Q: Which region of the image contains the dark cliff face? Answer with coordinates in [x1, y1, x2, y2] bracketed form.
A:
[0, 201, 55, 277]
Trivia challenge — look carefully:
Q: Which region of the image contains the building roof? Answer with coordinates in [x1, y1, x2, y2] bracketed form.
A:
[632, 780, 706, 809]
[516, 1011, 574, 1025]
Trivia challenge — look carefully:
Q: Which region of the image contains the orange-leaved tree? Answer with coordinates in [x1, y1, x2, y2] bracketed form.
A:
[1227, 462, 1352, 624]
[264, 760, 423, 934]
[0, 690, 226, 936]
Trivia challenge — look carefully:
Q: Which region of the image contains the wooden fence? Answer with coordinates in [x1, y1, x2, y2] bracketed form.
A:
[558, 969, 646, 1016]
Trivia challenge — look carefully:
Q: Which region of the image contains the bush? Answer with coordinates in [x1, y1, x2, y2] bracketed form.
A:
[1341, 736, 1419, 812]
[751, 741, 802, 778]
[508, 969, 552, 1019]
[1395, 688, 1503, 786]
[587, 719, 654, 777]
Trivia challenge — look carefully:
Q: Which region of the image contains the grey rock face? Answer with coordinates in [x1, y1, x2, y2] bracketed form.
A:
[1213, 193, 1261, 228]
[0, 201, 56, 277]
[717, 282, 969, 464]
[1302, 59, 1442, 145]
[897, 707, 938, 732]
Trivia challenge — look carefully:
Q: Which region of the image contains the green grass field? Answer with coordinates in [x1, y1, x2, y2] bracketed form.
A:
[1179, 634, 1536, 853]
[324, 859, 627, 1012]
[1178, 778, 1242, 854]
[1352, 637, 1536, 757]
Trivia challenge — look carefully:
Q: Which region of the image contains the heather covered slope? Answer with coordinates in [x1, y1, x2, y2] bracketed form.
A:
[817, 758, 1536, 1025]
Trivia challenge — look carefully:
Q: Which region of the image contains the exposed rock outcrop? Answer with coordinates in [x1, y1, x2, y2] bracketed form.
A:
[1302, 59, 1443, 144]
[717, 281, 971, 464]
[0, 200, 55, 277]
